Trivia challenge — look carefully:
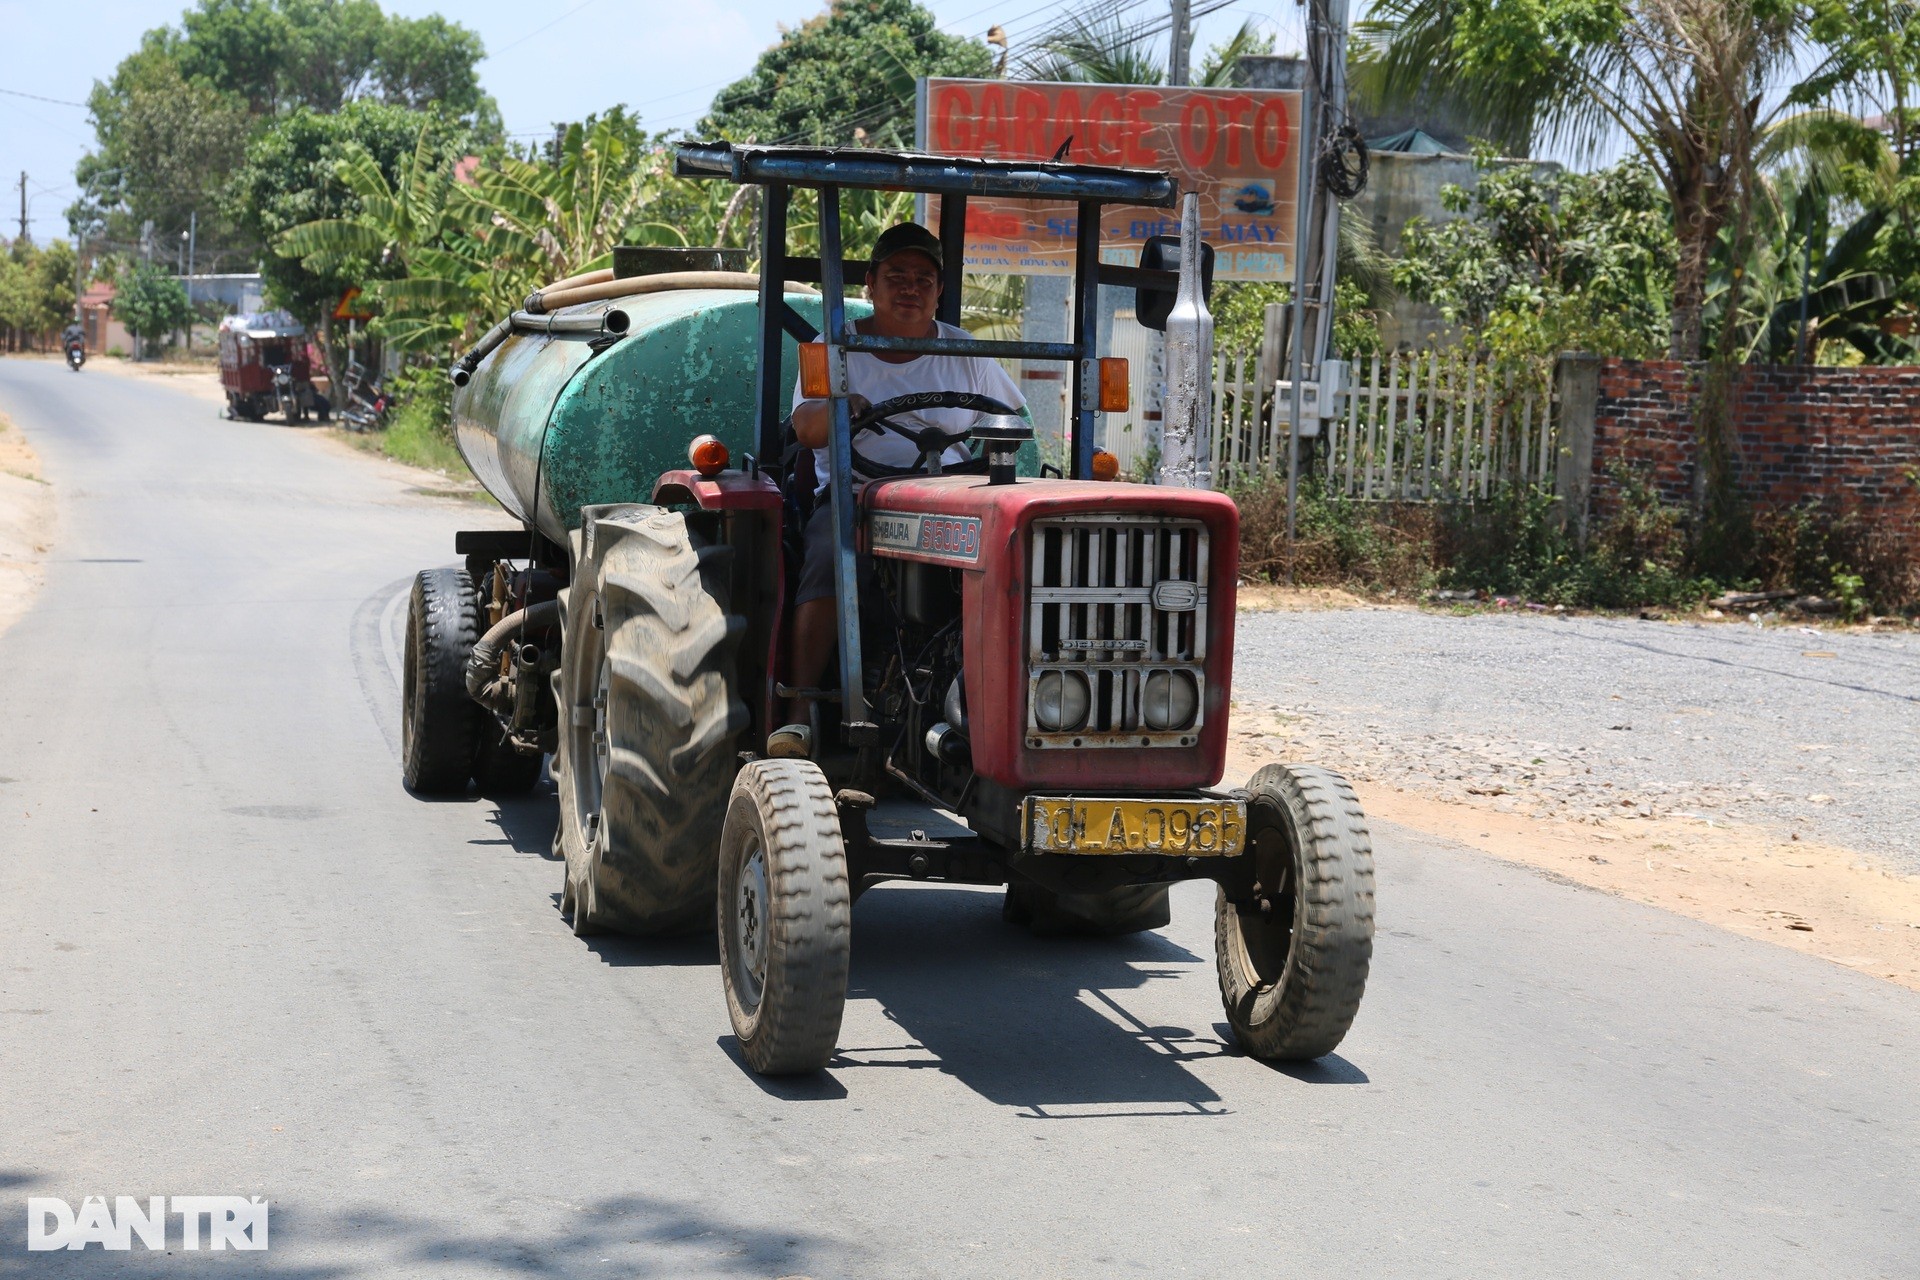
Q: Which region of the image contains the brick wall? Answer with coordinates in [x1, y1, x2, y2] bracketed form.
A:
[1586, 359, 1920, 550]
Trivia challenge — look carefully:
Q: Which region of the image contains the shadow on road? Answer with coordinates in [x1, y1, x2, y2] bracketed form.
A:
[9, 1191, 856, 1275]
[830, 884, 1236, 1117]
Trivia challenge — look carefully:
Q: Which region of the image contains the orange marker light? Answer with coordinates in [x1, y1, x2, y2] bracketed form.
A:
[1090, 449, 1120, 482]
[798, 342, 832, 399]
[688, 434, 730, 477]
[1097, 357, 1130, 412]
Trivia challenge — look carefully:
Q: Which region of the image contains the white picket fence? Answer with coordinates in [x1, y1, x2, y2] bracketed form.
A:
[1207, 348, 1560, 501]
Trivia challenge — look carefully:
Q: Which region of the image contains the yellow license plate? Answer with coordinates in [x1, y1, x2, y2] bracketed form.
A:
[1024, 797, 1247, 857]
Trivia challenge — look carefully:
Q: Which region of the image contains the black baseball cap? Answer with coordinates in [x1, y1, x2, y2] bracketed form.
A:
[870, 222, 943, 271]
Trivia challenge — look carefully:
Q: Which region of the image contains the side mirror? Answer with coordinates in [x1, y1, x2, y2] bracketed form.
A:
[1134, 233, 1215, 332]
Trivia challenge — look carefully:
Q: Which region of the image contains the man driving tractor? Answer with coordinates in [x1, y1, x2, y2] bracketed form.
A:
[770, 221, 1024, 759]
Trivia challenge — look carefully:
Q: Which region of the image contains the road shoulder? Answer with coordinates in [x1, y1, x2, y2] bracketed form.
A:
[0, 410, 53, 639]
[1227, 703, 1920, 994]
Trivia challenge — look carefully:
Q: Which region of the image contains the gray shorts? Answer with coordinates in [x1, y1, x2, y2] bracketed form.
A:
[797, 503, 886, 607]
[796, 505, 842, 605]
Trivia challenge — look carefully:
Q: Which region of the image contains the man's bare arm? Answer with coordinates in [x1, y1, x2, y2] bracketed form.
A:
[791, 395, 871, 449]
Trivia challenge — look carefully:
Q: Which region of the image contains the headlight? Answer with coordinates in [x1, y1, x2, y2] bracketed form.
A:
[1033, 670, 1091, 732]
[1142, 669, 1199, 730]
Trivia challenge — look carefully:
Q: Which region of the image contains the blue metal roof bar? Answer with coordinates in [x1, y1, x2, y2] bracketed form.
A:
[674, 141, 1176, 207]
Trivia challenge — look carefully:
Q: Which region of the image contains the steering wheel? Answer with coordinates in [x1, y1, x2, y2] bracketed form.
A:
[847, 391, 1030, 475]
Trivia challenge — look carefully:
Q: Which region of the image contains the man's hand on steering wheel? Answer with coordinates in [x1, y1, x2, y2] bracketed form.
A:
[847, 391, 1023, 457]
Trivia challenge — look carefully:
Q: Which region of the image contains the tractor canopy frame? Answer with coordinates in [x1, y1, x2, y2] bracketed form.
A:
[673, 140, 1180, 738]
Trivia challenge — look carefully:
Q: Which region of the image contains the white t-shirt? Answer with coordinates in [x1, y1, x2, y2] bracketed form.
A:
[792, 321, 1026, 493]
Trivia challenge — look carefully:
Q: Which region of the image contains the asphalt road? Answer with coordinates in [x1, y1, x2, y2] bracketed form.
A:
[2, 358, 1916, 1278]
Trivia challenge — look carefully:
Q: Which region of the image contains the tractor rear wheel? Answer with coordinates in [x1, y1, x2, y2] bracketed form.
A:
[718, 760, 851, 1075]
[553, 507, 747, 935]
[401, 567, 482, 794]
[1003, 882, 1171, 936]
[1215, 763, 1374, 1061]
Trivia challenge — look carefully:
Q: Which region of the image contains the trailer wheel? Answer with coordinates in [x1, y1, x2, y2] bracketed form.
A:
[1003, 882, 1171, 936]
[1215, 763, 1374, 1061]
[401, 567, 482, 794]
[553, 507, 748, 935]
[718, 760, 850, 1075]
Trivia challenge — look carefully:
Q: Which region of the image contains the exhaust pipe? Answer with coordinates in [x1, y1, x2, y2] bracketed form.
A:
[465, 599, 562, 713]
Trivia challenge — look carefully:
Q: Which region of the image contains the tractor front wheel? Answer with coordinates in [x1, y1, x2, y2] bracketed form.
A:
[1215, 763, 1374, 1061]
[718, 760, 851, 1075]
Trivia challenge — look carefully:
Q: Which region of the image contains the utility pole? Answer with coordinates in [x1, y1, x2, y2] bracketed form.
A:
[1168, 0, 1191, 86]
[184, 211, 197, 350]
[17, 172, 27, 244]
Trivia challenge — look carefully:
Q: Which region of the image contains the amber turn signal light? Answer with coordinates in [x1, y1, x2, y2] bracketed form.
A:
[1090, 449, 1120, 482]
[688, 434, 730, 477]
[798, 342, 832, 399]
[1097, 357, 1129, 412]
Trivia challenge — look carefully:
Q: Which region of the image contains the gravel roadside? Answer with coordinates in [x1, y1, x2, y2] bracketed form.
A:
[1230, 606, 1920, 872]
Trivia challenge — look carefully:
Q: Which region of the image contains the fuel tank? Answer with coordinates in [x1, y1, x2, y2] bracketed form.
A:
[863, 475, 1240, 792]
[451, 288, 857, 544]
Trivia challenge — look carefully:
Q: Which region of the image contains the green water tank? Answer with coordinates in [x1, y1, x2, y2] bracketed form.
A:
[452, 288, 862, 543]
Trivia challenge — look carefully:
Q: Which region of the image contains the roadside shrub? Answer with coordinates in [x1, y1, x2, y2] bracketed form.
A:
[1234, 477, 1439, 592]
[374, 363, 469, 478]
[1751, 498, 1916, 615]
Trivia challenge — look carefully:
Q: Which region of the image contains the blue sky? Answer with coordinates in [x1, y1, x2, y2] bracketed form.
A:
[0, 0, 1290, 246]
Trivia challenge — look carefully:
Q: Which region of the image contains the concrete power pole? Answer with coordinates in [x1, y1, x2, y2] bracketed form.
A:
[1168, 0, 1191, 86]
[17, 172, 26, 244]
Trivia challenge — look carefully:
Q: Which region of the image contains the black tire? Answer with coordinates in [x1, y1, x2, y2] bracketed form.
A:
[472, 730, 545, 794]
[1003, 882, 1171, 936]
[1215, 763, 1374, 1061]
[553, 506, 748, 935]
[402, 567, 482, 794]
[718, 760, 851, 1074]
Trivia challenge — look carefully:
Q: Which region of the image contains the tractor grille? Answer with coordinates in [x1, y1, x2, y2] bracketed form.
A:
[1026, 516, 1209, 748]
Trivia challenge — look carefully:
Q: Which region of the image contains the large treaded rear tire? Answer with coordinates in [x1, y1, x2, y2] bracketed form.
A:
[1215, 763, 1374, 1061]
[718, 760, 851, 1075]
[402, 567, 482, 794]
[554, 506, 748, 935]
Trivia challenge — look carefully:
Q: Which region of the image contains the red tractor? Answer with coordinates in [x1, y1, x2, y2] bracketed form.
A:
[412, 144, 1373, 1075]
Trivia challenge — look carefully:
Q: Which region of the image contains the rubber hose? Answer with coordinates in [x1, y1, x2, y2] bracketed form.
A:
[451, 317, 513, 386]
[466, 599, 562, 712]
[524, 267, 616, 312]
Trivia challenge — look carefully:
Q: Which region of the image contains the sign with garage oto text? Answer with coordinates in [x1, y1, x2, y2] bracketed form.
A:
[916, 77, 1300, 281]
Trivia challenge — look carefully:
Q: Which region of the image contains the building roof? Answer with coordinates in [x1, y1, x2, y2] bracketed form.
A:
[80, 281, 116, 308]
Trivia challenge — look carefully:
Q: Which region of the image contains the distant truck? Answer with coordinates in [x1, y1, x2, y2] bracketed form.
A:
[402, 142, 1375, 1075]
[217, 312, 327, 423]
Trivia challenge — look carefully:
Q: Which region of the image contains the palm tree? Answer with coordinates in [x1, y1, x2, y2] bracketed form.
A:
[1359, 0, 1826, 361]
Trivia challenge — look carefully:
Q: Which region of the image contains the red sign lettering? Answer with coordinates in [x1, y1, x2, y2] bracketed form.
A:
[921, 78, 1300, 280]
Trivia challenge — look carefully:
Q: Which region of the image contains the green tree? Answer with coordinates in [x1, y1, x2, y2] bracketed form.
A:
[704, 0, 993, 147]
[115, 263, 195, 356]
[69, 50, 253, 243]
[1360, 0, 1818, 361]
[70, 1, 497, 244]
[1391, 155, 1677, 359]
[230, 101, 467, 379]
[172, 0, 493, 118]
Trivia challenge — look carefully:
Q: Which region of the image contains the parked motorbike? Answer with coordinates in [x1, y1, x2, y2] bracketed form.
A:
[338, 357, 389, 432]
